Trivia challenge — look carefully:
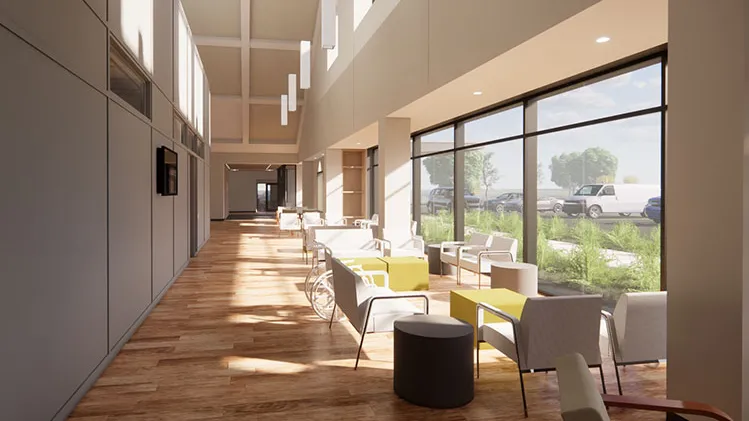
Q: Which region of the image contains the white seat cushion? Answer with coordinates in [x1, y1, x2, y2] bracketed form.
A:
[441, 251, 458, 266]
[358, 288, 420, 333]
[480, 322, 518, 362]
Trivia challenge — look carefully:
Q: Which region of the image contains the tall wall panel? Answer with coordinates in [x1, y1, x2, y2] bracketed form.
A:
[197, 160, 206, 247]
[0, 25, 108, 421]
[152, 132, 175, 298]
[174, 145, 190, 272]
[108, 102, 153, 348]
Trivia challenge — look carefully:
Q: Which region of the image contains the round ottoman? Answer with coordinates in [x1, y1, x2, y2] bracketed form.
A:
[490, 262, 538, 297]
[393, 315, 474, 408]
[427, 244, 456, 275]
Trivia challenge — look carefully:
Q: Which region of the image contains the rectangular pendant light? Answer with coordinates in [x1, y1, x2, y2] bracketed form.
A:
[300, 40, 311, 89]
[288, 74, 297, 112]
[281, 94, 288, 126]
[321, 0, 336, 49]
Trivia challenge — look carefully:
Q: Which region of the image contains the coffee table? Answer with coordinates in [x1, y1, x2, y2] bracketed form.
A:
[450, 288, 527, 349]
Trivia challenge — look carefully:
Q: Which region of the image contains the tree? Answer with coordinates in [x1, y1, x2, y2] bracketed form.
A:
[422, 154, 454, 187]
[549, 147, 618, 193]
[479, 151, 500, 201]
[623, 175, 639, 184]
[537, 161, 545, 185]
[463, 150, 483, 195]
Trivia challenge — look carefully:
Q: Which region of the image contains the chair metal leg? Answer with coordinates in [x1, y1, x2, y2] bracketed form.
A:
[518, 369, 528, 417]
[355, 330, 367, 370]
[614, 363, 623, 395]
[599, 365, 607, 394]
[328, 303, 337, 329]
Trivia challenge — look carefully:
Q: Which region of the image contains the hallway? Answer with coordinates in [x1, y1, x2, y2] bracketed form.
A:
[68, 219, 666, 420]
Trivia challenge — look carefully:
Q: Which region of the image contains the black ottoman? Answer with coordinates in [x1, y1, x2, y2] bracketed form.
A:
[393, 315, 474, 408]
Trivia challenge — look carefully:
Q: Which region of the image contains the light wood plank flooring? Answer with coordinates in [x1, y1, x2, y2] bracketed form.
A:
[69, 218, 666, 420]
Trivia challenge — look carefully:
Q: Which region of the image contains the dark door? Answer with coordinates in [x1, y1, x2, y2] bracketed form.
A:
[189, 155, 198, 257]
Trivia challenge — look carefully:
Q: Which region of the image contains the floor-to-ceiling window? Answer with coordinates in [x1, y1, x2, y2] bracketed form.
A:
[411, 53, 666, 304]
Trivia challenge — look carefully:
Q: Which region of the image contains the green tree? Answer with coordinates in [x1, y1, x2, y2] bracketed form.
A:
[422, 154, 454, 187]
[549, 147, 618, 193]
[463, 150, 483, 195]
[479, 151, 500, 201]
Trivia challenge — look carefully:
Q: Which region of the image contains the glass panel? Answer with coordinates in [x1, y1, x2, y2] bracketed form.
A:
[419, 152, 454, 245]
[109, 41, 150, 117]
[536, 113, 662, 306]
[537, 62, 662, 131]
[463, 106, 523, 145]
[417, 127, 454, 156]
[463, 140, 524, 261]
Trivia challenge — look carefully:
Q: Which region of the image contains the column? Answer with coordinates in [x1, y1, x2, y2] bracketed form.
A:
[302, 160, 316, 209]
[324, 149, 343, 222]
[667, 1, 749, 419]
[377, 118, 412, 238]
[295, 163, 304, 207]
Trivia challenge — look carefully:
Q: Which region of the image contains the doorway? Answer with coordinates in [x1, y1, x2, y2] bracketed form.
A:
[257, 182, 278, 213]
[189, 155, 198, 257]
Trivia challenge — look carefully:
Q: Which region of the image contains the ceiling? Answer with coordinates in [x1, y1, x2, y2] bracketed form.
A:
[182, 0, 318, 149]
[226, 163, 279, 171]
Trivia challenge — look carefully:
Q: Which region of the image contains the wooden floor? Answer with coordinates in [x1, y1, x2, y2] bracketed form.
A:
[69, 219, 667, 420]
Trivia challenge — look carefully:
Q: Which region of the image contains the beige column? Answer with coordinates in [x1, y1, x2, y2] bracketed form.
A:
[377, 118, 412, 237]
[324, 149, 343, 222]
[302, 160, 316, 208]
[667, 0, 749, 419]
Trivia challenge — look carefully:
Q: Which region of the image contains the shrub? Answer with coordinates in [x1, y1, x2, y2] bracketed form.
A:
[540, 215, 568, 241]
[604, 221, 644, 253]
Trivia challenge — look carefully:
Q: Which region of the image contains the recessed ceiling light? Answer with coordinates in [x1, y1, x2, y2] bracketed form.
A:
[596, 36, 611, 44]
[473, 91, 483, 96]
[356, 142, 361, 145]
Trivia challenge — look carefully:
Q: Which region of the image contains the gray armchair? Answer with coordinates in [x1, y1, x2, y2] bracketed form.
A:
[477, 295, 604, 417]
[328, 255, 429, 369]
[458, 234, 518, 287]
[601, 291, 667, 394]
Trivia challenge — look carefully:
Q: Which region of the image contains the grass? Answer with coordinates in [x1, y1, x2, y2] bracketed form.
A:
[421, 210, 661, 299]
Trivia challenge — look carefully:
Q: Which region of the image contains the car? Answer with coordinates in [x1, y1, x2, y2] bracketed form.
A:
[563, 183, 661, 219]
[644, 196, 661, 223]
[426, 187, 481, 214]
[494, 193, 564, 214]
[484, 192, 522, 212]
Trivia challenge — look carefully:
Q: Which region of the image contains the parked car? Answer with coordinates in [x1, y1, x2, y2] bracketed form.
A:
[484, 192, 522, 212]
[563, 183, 661, 219]
[644, 196, 662, 223]
[503, 194, 565, 213]
[426, 187, 481, 214]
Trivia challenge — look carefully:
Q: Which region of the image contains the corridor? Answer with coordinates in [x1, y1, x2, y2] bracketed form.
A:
[68, 219, 666, 420]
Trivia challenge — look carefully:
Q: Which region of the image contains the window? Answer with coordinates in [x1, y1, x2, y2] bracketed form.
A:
[109, 39, 151, 117]
[411, 54, 665, 303]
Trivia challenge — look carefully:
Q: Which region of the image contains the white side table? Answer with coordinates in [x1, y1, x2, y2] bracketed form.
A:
[490, 262, 538, 297]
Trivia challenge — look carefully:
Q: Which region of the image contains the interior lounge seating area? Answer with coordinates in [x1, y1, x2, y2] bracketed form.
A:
[4, 1, 749, 420]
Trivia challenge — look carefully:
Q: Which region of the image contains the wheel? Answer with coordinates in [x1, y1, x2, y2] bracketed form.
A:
[587, 205, 602, 219]
[566, 213, 579, 218]
[495, 203, 504, 213]
[304, 263, 325, 303]
[553, 203, 563, 213]
[310, 272, 344, 321]
[618, 213, 631, 217]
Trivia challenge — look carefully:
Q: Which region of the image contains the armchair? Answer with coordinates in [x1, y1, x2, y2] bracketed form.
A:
[556, 353, 731, 421]
[382, 228, 426, 258]
[440, 233, 492, 283]
[278, 212, 301, 237]
[477, 295, 604, 417]
[601, 291, 667, 394]
[458, 235, 518, 287]
[328, 255, 429, 369]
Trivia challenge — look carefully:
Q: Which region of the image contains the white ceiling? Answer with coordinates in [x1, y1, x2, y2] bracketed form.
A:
[182, 0, 318, 148]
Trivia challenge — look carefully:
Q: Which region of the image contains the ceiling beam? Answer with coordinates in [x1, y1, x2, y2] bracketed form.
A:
[194, 36, 303, 51]
[240, 0, 251, 144]
[213, 95, 306, 106]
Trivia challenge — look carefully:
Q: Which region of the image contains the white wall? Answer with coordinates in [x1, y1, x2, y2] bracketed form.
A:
[0, 1, 210, 419]
[324, 149, 343, 221]
[228, 170, 278, 212]
[299, 0, 599, 159]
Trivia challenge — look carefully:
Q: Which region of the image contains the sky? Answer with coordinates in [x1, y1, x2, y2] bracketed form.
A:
[418, 62, 663, 197]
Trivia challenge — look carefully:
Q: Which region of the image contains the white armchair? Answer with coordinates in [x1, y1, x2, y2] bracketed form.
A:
[601, 291, 667, 395]
[328, 254, 429, 369]
[382, 228, 425, 258]
[459, 235, 518, 287]
[477, 295, 605, 417]
[439, 233, 492, 284]
[278, 212, 301, 237]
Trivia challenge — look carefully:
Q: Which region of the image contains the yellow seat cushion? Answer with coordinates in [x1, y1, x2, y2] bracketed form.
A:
[450, 288, 527, 349]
